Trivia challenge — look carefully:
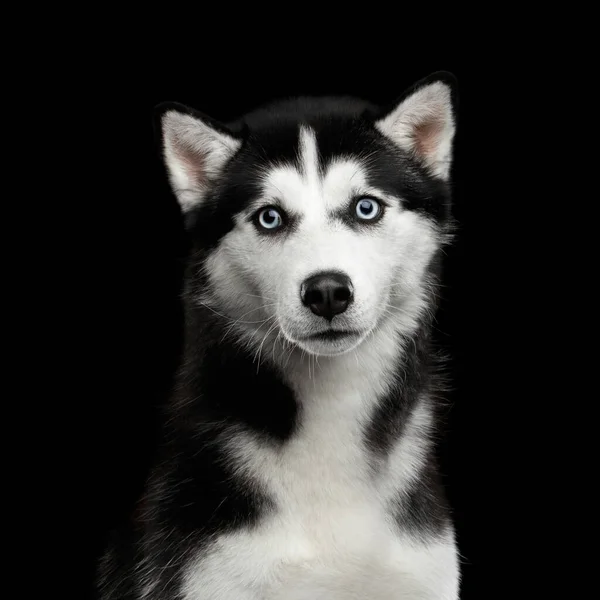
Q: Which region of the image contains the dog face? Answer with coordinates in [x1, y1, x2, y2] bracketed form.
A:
[158, 74, 457, 357]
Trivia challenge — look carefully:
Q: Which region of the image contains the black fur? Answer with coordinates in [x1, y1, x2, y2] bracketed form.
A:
[160, 86, 453, 253]
[396, 455, 452, 539]
[97, 73, 457, 599]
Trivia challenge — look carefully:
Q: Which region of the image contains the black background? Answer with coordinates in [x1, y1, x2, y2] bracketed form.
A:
[71, 52, 529, 599]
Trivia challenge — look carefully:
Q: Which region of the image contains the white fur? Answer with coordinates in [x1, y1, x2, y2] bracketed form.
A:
[182, 327, 458, 599]
[161, 110, 241, 211]
[179, 126, 458, 598]
[376, 81, 455, 180]
[203, 127, 439, 360]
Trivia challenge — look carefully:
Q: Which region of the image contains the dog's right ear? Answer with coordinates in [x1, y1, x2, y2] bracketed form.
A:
[374, 72, 458, 181]
[154, 103, 242, 212]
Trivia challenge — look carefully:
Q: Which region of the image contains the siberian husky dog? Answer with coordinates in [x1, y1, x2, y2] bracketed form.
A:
[97, 72, 461, 599]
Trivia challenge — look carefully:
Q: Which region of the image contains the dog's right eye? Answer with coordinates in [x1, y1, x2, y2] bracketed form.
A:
[255, 207, 284, 232]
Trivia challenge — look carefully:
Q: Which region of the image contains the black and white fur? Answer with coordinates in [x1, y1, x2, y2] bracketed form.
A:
[97, 72, 460, 599]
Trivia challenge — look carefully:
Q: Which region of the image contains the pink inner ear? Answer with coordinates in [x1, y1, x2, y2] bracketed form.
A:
[413, 116, 444, 159]
[175, 142, 206, 189]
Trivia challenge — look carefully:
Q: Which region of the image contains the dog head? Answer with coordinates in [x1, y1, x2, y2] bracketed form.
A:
[156, 73, 457, 357]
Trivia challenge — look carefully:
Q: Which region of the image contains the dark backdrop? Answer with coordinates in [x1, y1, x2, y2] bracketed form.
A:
[76, 58, 511, 599]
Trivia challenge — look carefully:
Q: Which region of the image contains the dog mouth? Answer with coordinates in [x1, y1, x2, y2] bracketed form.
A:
[302, 330, 360, 342]
[280, 324, 369, 357]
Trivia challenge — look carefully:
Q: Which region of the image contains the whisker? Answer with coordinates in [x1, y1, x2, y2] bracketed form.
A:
[223, 303, 277, 327]
[198, 301, 276, 327]
[253, 319, 280, 373]
[221, 313, 276, 344]
[240, 292, 276, 301]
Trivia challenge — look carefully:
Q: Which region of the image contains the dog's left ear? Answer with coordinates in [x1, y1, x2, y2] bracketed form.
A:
[154, 102, 242, 213]
[375, 72, 458, 180]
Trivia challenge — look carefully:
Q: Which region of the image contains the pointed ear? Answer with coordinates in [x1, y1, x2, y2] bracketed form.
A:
[155, 103, 242, 212]
[375, 72, 458, 180]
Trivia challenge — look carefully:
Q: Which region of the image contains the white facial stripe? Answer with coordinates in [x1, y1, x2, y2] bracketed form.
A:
[298, 126, 320, 190]
[257, 126, 397, 221]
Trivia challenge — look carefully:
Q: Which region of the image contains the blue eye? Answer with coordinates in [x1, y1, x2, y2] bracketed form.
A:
[355, 198, 382, 221]
[257, 207, 283, 230]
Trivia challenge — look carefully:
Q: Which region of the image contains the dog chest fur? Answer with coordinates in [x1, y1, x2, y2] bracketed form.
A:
[180, 329, 458, 599]
[96, 72, 462, 600]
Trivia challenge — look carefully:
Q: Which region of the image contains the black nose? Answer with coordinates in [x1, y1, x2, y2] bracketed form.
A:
[301, 272, 353, 321]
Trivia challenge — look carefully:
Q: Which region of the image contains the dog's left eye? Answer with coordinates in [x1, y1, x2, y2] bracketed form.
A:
[256, 207, 284, 231]
[355, 198, 382, 221]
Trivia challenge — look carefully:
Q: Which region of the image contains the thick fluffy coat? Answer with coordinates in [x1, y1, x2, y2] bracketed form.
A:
[97, 72, 461, 599]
